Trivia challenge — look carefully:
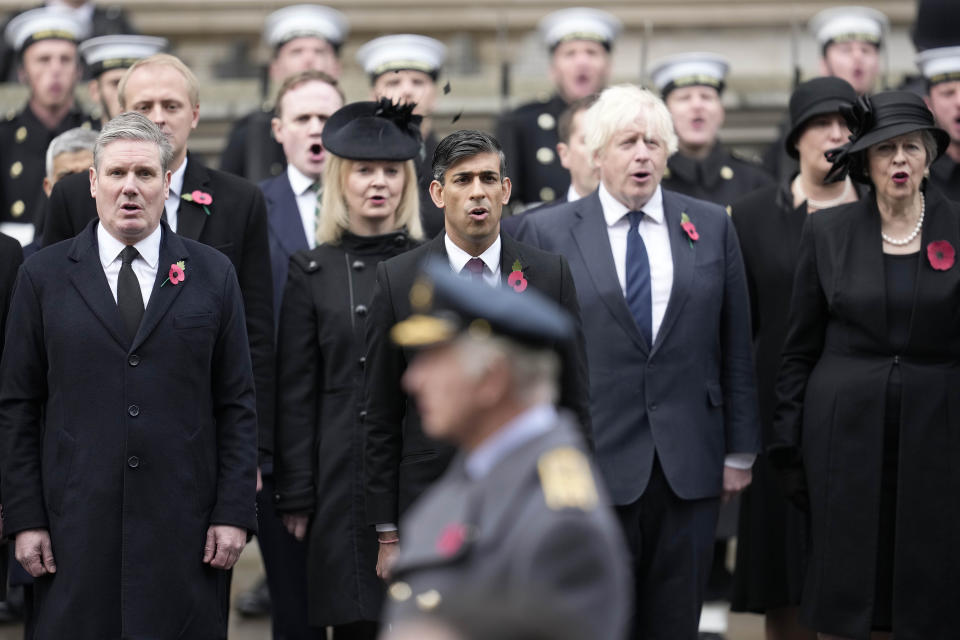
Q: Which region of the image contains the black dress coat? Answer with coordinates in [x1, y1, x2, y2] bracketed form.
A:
[219, 109, 287, 184]
[275, 230, 417, 626]
[772, 186, 960, 639]
[662, 143, 772, 210]
[417, 131, 444, 238]
[0, 221, 258, 638]
[0, 231, 23, 358]
[363, 232, 592, 526]
[40, 157, 276, 461]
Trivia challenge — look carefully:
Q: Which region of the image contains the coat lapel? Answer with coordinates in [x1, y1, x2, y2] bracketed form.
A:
[266, 174, 310, 256]
[176, 154, 212, 241]
[570, 192, 646, 351]
[67, 221, 128, 350]
[499, 232, 532, 285]
[651, 190, 696, 356]
[907, 188, 960, 347]
[844, 198, 888, 342]
[130, 224, 191, 351]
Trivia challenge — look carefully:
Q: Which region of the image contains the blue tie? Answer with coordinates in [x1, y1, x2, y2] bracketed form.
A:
[625, 211, 652, 346]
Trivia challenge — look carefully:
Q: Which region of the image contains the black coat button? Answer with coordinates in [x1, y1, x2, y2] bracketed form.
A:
[127, 456, 140, 468]
[355, 304, 368, 317]
[352, 260, 365, 271]
[128, 354, 140, 367]
[649, 404, 658, 412]
[393, 234, 407, 245]
[128, 405, 140, 417]
[359, 410, 367, 420]
[358, 356, 366, 368]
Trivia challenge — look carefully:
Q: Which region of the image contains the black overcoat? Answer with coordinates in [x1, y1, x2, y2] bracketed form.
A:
[773, 186, 960, 639]
[0, 221, 258, 638]
[274, 230, 417, 626]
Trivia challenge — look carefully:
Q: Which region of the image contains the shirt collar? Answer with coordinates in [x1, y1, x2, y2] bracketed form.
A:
[599, 181, 665, 227]
[97, 221, 162, 270]
[168, 156, 188, 199]
[444, 232, 502, 276]
[465, 404, 557, 480]
[287, 164, 319, 196]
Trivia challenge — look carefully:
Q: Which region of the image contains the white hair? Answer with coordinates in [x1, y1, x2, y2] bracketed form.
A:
[454, 334, 560, 407]
[45, 127, 98, 178]
[583, 84, 679, 158]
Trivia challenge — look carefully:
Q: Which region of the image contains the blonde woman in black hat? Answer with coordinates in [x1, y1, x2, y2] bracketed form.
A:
[770, 90, 959, 639]
[730, 76, 859, 640]
[273, 99, 422, 639]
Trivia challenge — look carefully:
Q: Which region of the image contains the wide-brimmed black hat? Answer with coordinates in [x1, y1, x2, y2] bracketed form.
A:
[785, 77, 857, 159]
[825, 90, 950, 183]
[322, 98, 423, 161]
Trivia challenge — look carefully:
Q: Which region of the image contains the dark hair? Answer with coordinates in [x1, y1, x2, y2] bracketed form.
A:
[432, 129, 507, 183]
[557, 94, 599, 144]
[273, 69, 343, 118]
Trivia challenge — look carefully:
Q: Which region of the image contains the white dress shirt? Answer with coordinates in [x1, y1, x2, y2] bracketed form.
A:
[164, 157, 188, 232]
[598, 183, 754, 470]
[286, 164, 320, 249]
[567, 183, 584, 204]
[599, 182, 673, 342]
[97, 222, 161, 307]
[444, 233, 502, 288]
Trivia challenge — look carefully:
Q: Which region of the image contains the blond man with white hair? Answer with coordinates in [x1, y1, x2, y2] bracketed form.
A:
[513, 84, 760, 639]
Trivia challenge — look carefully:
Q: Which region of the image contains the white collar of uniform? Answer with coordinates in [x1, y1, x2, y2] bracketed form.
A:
[168, 156, 188, 199]
[97, 220, 162, 271]
[465, 403, 557, 480]
[444, 232, 501, 276]
[287, 163, 319, 196]
[599, 181, 665, 227]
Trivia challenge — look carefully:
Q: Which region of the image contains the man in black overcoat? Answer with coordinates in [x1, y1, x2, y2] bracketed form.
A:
[40, 53, 275, 477]
[363, 129, 592, 578]
[0, 112, 257, 638]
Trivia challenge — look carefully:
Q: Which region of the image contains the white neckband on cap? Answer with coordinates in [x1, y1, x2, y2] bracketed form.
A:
[356, 34, 446, 77]
[650, 53, 729, 92]
[538, 8, 622, 49]
[263, 4, 349, 47]
[809, 7, 888, 45]
[917, 46, 960, 82]
[79, 35, 168, 65]
[4, 7, 88, 51]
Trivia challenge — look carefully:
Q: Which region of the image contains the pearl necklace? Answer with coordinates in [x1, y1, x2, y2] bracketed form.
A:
[795, 176, 851, 209]
[881, 194, 925, 246]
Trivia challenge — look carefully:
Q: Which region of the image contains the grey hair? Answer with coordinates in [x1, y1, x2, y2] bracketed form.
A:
[94, 112, 174, 172]
[920, 129, 939, 167]
[432, 129, 507, 184]
[455, 334, 561, 407]
[45, 127, 98, 178]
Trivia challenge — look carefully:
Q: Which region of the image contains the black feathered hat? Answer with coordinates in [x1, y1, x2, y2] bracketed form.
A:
[322, 98, 423, 161]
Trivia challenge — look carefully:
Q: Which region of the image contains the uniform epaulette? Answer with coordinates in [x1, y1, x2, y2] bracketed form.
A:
[537, 446, 598, 512]
[730, 147, 763, 166]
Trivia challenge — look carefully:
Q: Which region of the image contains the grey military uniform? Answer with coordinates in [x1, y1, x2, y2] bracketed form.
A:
[0, 104, 96, 225]
[384, 412, 631, 640]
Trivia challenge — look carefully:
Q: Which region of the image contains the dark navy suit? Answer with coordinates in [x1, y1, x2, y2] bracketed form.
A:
[261, 173, 310, 330]
[515, 188, 760, 638]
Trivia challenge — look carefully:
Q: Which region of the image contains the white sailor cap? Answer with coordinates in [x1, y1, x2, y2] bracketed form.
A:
[917, 46, 960, 86]
[4, 6, 89, 54]
[263, 4, 349, 50]
[538, 8, 622, 51]
[650, 52, 730, 97]
[356, 34, 446, 81]
[809, 6, 888, 48]
[79, 35, 168, 77]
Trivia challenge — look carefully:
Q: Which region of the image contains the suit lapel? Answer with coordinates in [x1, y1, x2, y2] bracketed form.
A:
[266, 174, 310, 256]
[176, 154, 211, 241]
[130, 224, 191, 351]
[499, 232, 532, 285]
[651, 191, 696, 356]
[570, 192, 646, 351]
[67, 221, 128, 350]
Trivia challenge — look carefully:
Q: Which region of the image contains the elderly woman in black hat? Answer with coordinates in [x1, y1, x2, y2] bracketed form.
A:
[771, 90, 959, 640]
[273, 99, 423, 639]
[730, 76, 858, 640]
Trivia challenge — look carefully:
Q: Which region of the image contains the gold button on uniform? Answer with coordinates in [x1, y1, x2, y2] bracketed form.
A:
[536, 147, 554, 165]
[11, 200, 25, 218]
[388, 582, 412, 602]
[80, 121, 92, 130]
[537, 113, 556, 130]
[663, 166, 671, 179]
[539, 187, 555, 202]
[15, 126, 27, 143]
[10, 161, 22, 178]
[415, 589, 442, 611]
[720, 166, 734, 180]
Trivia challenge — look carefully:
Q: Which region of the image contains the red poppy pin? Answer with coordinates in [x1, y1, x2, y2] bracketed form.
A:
[161, 260, 186, 287]
[507, 259, 528, 293]
[927, 240, 955, 271]
[680, 212, 699, 248]
[181, 190, 213, 216]
[435, 523, 468, 558]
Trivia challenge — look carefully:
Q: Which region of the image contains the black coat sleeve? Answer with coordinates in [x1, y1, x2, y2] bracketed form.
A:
[41, 176, 85, 247]
[556, 254, 594, 449]
[363, 263, 405, 525]
[235, 188, 276, 463]
[274, 256, 320, 513]
[0, 235, 23, 357]
[219, 118, 249, 177]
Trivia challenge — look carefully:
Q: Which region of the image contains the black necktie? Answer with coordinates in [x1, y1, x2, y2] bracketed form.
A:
[117, 245, 144, 344]
[625, 211, 652, 346]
